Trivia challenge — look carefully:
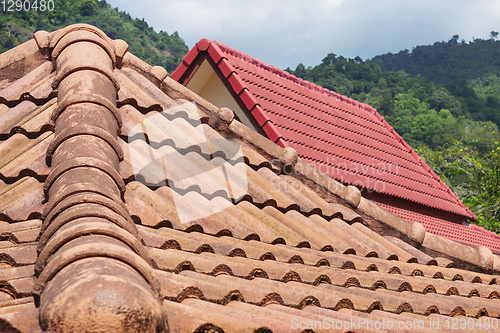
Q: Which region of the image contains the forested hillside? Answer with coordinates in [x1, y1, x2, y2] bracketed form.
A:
[372, 33, 500, 84]
[287, 37, 500, 233]
[0, 0, 188, 72]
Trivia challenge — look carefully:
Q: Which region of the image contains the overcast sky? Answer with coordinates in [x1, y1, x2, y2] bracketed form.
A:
[106, 0, 500, 70]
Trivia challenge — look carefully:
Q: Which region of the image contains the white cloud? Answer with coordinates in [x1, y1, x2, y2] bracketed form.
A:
[106, 0, 500, 69]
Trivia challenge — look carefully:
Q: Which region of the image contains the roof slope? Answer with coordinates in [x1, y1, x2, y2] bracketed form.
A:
[376, 201, 500, 254]
[1, 26, 500, 332]
[171, 39, 475, 223]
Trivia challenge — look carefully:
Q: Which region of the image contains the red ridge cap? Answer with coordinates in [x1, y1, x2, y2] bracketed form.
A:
[182, 47, 199, 67]
[239, 89, 259, 111]
[251, 105, 272, 127]
[208, 44, 224, 64]
[276, 138, 288, 148]
[170, 38, 214, 80]
[421, 163, 431, 173]
[409, 150, 420, 161]
[227, 73, 246, 95]
[218, 58, 236, 78]
[170, 62, 188, 81]
[196, 38, 210, 51]
[262, 122, 283, 143]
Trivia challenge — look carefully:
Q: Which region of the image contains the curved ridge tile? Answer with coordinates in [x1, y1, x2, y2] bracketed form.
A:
[33, 25, 166, 332]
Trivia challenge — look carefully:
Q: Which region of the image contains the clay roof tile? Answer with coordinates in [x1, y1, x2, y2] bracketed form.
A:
[2, 25, 500, 332]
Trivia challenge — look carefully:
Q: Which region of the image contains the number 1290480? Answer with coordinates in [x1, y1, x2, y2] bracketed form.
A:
[2, 0, 54, 12]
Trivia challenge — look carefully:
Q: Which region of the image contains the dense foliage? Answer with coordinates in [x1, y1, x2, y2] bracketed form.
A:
[372, 34, 500, 84]
[0, 0, 188, 72]
[287, 37, 500, 232]
[417, 131, 500, 232]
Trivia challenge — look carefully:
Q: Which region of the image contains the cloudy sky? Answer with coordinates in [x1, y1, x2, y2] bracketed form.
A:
[106, 0, 500, 70]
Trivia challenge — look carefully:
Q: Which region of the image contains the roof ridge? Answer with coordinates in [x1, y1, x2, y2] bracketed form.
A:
[30, 24, 166, 332]
[212, 40, 379, 114]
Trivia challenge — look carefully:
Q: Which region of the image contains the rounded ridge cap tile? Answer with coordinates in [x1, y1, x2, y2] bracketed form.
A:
[51, 30, 115, 63]
[196, 38, 211, 51]
[49, 24, 113, 52]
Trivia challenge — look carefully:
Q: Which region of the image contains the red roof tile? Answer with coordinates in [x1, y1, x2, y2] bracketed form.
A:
[376, 201, 500, 254]
[171, 39, 475, 223]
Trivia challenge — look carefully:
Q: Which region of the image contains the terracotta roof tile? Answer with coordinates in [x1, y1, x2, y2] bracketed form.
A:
[165, 299, 275, 333]
[0, 177, 45, 222]
[0, 300, 40, 333]
[2, 25, 500, 332]
[0, 132, 52, 180]
[0, 61, 53, 103]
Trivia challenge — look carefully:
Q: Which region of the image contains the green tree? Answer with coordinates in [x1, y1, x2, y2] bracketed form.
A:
[75, 0, 99, 16]
[417, 123, 500, 231]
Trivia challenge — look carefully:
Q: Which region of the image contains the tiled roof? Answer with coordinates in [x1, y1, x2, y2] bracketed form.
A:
[1, 25, 500, 332]
[171, 39, 475, 223]
[375, 202, 500, 254]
